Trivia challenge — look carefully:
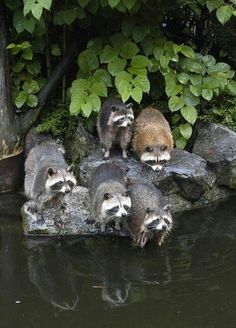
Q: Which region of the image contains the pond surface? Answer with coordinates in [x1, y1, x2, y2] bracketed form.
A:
[0, 193, 236, 328]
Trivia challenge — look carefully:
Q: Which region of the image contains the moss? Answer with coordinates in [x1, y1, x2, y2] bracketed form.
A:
[200, 97, 236, 132]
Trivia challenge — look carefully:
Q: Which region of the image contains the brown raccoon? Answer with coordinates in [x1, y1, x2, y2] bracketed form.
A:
[132, 107, 173, 171]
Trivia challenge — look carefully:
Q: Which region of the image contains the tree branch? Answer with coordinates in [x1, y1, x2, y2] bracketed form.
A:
[18, 37, 80, 134]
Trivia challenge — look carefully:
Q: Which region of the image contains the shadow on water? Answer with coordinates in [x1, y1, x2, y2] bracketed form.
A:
[0, 193, 236, 328]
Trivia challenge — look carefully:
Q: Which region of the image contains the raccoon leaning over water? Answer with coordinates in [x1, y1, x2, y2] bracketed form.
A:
[132, 107, 173, 171]
[24, 138, 77, 226]
[97, 98, 134, 159]
[128, 183, 173, 248]
[89, 163, 131, 233]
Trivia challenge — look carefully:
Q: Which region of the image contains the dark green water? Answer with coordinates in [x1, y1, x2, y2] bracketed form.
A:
[0, 193, 236, 328]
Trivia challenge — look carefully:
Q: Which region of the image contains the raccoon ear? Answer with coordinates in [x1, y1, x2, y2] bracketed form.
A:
[67, 164, 75, 173]
[126, 103, 133, 109]
[160, 144, 168, 151]
[145, 146, 153, 152]
[111, 105, 118, 112]
[47, 167, 57, 176]
[104, 193, 112, 200]
[146, 207, 154, 214]
[124, 190, 130, 197]
[163, 204, 171, 212]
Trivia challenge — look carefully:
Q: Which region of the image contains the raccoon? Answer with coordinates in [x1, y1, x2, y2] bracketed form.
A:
[127, 183, 173, 248]
[89, 163, 131, 233]
[132, 107, 173, 171]
[97, 99, 134, 159]
[24, 140, 77, 225]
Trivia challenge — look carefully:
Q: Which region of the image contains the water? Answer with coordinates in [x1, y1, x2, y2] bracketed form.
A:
[0, 193, 236, 328]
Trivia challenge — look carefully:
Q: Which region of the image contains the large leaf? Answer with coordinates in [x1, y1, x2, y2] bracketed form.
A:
[88, 94, 101, 112]
[26, 94, 38, 107]
[31, 3, 43, 20]
[175, 137, 187, 149]
[120, 41, 139, 59]
[130, 87, 142, 103]
[94, 69, 112, 87]
[165, 83, 182, 97]
[100, 45, 119, 63]
[202, 88, 213, 101]
[177, 72, 190, 85]
[216, 5, 232, 24]
[179, 123, 193, 139]
[206, 0, 224, 12]
[159, 55, 170, 69]
[78, 50, 99, 73]
[132, 75, 150, 93]
[91, 82, 107, 97]
[180, 45, 195, 59]
[108, 0, 120, 8]
[15, 90, 28, 108]
[108, 58, 126, 76]
[168, 96, 185, 112]
[181, 105, 198, 124]
[131, 55, 150, 68]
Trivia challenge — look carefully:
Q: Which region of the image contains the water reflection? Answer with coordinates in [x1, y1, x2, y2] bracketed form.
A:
[1, 193, 236, 328]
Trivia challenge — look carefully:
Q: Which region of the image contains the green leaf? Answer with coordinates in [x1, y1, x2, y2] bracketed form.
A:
[108, 58, 126, 76]
[131, 55, 150, 68]
[132, 26, 148, 43]
[12, 62, 25, 73]
[132, 75, 150, 93]
[226, 81, 236, 95]
[64, 9, 77, 24]
[180, 45, 195, 59]
[181, 105, 198, 124]
[130, 87, 142, 103]
[78, 50, 99, 73]
[78, 0, 90, 7]
[26, 62, 41, 75]
[81, 102, 93, 117]
[108, 0, 120, 8]
[87, 0, 99, 14]
[31, 3, 43, 20]
[189, 74, 202, 86]
[100, 45, 119, 64]
[26, 94, 38, 107]
[176, 137, 187, 149]
[202, 55, 216, 67]
[160, 55, 170, 69]
[179, 123, 193, 139]
[22, 48, 33, 60]
[23, 80, 40, 94]
[177, 72, 190, 84]
[181, 58, 205, 74]
[15, 90, 28, 108]
[124, 0, 136, 10]
[207, 0, 224, 11]
[23, 0, 35, 16]
[88, 94, 101, 112]
[190, 85, 202, 96]
[202, 88, 213, 101]
[51, 44, 61, 56]
[153, 45, 164, 60]
[216, 5, 232, 24]
[94, 69, 112, 87]
[207, 62, 230, 73]
[182, 88, 200, 106]
[168, 96, 185, 112]
[115, 71, 132, 87]
[40, 0, 52, 10]
[165, 83, 182, 97]
[91, 82, 107, 97]
[120, 42, 139, 59]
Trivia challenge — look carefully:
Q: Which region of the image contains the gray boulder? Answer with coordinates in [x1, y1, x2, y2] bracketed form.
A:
[192, 121, 236, 189]
[22, 186, 129, 236]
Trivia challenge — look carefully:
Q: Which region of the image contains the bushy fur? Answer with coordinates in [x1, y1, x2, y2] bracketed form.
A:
[89, 163, 131, 232]
[133, 107, 173, 170]
[128, 183, 173, 248]
[97, 99, 134, 159]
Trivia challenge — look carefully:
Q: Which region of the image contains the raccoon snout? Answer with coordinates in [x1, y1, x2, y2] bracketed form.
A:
[65, 187, 70, 193]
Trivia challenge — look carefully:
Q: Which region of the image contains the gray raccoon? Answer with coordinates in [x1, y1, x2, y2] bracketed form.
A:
[128, 183, 173, 248]
[24, 140, 77, 225]
[97, 99, 134, 159]
[89, 163, 131, 233]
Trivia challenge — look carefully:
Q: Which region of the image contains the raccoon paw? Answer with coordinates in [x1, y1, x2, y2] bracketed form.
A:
[36, 216, 45, 226]
[85, 218, 96, 225]
[26, 202, 38, 214]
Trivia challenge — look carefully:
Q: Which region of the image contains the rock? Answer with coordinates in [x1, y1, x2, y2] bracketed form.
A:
[22, 186, 129, 236]
[192, 121, 236, 189]
[64, 121, 99, 180]
[79, 148, 223, 214]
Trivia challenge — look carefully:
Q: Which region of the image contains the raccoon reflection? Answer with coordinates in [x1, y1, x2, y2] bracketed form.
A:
[97, 99, 134, 159]
[89, 163, 131, 233]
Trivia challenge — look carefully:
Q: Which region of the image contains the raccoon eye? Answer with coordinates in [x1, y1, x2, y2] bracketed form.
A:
[124, 205, 130, 211]
[104, 193, 112, 200]
[160, 144, 168, 151]
[164, 218, 170, 225]
[146, 207, 154, 214]
[67, 180, 74, 188]
[51, 181, 63, 190]
[145, 147, 153, 153]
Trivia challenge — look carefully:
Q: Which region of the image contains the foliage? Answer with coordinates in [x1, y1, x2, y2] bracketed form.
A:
[4, 0, 236, 147]
[200, 97, 236, 132]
